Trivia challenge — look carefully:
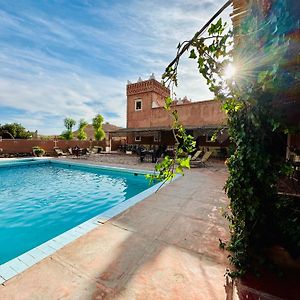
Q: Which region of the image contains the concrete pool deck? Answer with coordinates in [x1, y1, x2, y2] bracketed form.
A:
[1, 161, 299, 299]
[0, 164, 232, 299]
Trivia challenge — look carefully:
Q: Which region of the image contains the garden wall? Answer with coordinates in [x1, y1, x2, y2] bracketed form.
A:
[0, 139, 107, 156]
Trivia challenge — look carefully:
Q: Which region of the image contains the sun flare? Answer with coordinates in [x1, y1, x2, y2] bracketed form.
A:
[224, 64, 236, 80]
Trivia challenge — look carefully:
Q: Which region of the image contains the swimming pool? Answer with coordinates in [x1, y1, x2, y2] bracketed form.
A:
[0, 159, 161, 281]
[0, 158, 38, 165]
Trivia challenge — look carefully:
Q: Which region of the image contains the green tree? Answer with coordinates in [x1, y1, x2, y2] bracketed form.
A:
[0, 123, 32, 139]
[77, 119, 88, 140]
[62, 117, 76, 140]
[92, 114, 106, 141]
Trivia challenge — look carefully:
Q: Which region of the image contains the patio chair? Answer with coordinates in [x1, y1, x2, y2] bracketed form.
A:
[54, 148, 67, 156]
[90, 146, 102, 154]
[75, 147, 89, 158]
[72, 145, 84, 157]
[80, 147, 99, 158]
[190, 151, 212, 168]
[153, 145, 167, 163]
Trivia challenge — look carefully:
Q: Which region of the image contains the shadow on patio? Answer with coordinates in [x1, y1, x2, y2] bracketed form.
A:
[2, 167, 299, 299]
[64, 168, 231, 299]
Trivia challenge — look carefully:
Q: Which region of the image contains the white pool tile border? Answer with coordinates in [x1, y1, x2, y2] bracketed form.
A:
[50, 158, 157, 175]
[0, 157, 49, 162]
[0, 159, 179, 284]
[0, 157, 50, 169]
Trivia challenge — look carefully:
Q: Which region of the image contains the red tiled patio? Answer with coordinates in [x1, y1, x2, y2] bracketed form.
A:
[0, 164, 299, 299]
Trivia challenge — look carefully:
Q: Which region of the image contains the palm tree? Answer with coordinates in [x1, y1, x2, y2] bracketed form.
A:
[62, 117, 76, 140]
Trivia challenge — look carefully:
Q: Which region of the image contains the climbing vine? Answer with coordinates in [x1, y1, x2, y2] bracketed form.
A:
[146, 97, 196, 184]
[154, 0, 299, 277]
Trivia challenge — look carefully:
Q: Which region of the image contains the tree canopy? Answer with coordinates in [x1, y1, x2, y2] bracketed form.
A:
[77, 119, 88, 140]
[0, 123, 32, 139]
[92, 114, 106, 141]
[61, 117, 76, 140]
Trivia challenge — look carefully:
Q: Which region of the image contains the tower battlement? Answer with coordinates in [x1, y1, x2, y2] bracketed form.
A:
[126, 78, 170, 98]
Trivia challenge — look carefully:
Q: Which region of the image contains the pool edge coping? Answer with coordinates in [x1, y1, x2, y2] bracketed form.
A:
[0, 159, 180, 284]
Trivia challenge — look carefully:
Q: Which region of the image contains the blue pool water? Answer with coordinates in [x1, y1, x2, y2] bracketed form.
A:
[0, 158, 38, 164]
[0, 161, 153, 264]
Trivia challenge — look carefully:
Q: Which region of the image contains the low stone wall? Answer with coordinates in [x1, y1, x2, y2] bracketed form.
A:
[0, 139, 107, 156]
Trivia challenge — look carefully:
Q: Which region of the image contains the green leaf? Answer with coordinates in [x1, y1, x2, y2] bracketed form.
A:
[175, 166, 184, 174]
[257, 71, 269, 84]
[179, 157, 190, 169]
[164, 97, 173, 110]
[189, 49, 197, 59]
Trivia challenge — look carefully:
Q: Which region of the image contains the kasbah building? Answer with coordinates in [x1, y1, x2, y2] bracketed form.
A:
[112, 75, 230, 158]
[110, 71, 299, 160]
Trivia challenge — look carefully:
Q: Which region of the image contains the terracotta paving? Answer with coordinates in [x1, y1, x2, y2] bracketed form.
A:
[1, 163, 299, 299]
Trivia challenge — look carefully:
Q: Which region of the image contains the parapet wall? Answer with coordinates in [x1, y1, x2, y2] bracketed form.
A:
[127, 99, 227, 129]
[152, 100, 227, 128]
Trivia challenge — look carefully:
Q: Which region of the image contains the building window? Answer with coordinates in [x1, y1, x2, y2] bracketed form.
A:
[135, 136, 141, 142]
[135, 99, 142, 111]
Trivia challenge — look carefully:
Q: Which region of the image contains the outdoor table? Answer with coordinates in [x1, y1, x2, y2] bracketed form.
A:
[72, 148, 83, 157]
[140, 150, 156, 163]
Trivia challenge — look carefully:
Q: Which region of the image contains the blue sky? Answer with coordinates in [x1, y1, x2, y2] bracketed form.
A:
[0, 0, 232, 134]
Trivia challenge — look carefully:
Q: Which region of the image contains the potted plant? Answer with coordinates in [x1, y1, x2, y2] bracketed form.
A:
[32, 146, 45, 157]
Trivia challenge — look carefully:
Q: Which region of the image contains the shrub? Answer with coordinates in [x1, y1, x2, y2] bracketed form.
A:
[32, 146, 45, 157]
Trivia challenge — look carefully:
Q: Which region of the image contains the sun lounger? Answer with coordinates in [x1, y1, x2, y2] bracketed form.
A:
[190, 150, 203, 161]
[90, 147, 100, 154]
[54, 148, 67, 156]
[190, 151, 212, 167]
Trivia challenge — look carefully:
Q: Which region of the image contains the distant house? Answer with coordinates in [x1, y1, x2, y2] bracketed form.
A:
[74, 123, 123, 140]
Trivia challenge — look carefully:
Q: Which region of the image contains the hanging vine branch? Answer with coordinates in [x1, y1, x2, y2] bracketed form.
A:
[151, 0, 300, 278]
[163, 0, 232, 88]
[148, 2, 234, 184]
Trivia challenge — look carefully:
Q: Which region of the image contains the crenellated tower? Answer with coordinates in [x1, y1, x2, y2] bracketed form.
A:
[126, 74, 170, 129]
